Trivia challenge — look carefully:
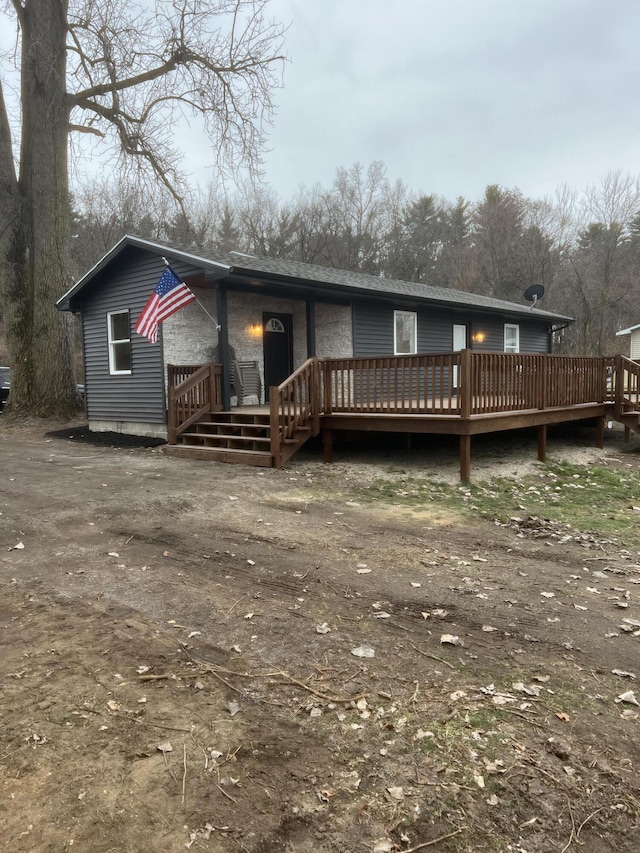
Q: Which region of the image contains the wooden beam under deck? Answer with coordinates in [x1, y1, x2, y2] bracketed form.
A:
[321, 404, 610, 480]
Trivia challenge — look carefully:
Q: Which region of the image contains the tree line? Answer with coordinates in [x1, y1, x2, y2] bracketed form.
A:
[72, 164, 640, 357]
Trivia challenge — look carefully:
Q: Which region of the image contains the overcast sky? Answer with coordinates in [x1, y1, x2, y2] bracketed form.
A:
[253, 0, 640, 202]
[1, 0, 639, 205]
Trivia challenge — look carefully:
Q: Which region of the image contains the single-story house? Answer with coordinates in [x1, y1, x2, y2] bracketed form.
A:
[56, 235, 573, 440]
[616, 323, 640, 361]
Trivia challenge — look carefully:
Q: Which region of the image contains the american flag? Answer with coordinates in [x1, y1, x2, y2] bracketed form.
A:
[134, 267, 196, 343]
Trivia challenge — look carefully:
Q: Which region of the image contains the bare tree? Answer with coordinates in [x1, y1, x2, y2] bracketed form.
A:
[554, 172, 640, 354]
[0, 0, 285, 415]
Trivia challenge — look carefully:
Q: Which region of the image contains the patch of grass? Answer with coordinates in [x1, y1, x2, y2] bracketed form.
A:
[352, 461, 640, 545]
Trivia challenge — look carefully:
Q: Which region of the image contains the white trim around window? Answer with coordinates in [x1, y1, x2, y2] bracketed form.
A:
[107, 310, 132, 375]
[504, 323, 520, 354]
[394, 310, 417, 355]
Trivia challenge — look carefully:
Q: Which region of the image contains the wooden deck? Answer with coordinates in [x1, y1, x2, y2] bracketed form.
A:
[165, 351, 640, 479]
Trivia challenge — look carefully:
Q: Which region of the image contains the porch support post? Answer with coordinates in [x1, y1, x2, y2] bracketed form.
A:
[323, 429, 334, 464]
[459, 433, 471, 482]
[625, 425, 631, 443]
[537, 424, 547, 462]
[306, 300, 316, 357]
[596, 416, 605, 449]
[215, 283, 231, 410]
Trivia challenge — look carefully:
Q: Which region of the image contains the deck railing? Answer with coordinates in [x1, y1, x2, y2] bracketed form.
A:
[468, 352, 611, 415]
[167, 352, 629, 447]
[322, 353, 461, 415]
[167, 362, 222, 443]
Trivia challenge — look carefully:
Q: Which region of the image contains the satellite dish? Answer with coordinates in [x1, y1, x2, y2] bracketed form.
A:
[523, 284, 545, 308]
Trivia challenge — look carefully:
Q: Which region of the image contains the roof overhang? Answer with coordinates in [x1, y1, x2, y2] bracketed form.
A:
[616, 323, 640, 336]
[56, 235, 230, 312]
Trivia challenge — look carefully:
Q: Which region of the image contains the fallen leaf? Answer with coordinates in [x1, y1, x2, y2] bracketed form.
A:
[615, 691, 639, 706]
[440, 634, 464, 647]
[157, 741, 173, 753]
[555, 712, 570, 722]
[351, 645, 375, 658]
[315, 623, 331, 634]
[386, 786, 404, 800]
[226, 701, 241, 716]
[612, 669, 636, 679]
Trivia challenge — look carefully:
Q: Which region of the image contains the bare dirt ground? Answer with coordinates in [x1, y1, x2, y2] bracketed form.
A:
[1, 419, 639, 853]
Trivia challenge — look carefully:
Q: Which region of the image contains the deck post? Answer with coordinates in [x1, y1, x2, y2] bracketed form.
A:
[459, 433, 471, 482]
[539, 354, 548, 410]
[625, 425, 631, 443]
[537, 424, 547, 462]
[459, 349, 472, 420]
[596, 416, 605, 449]
[323, 429, 334, 464]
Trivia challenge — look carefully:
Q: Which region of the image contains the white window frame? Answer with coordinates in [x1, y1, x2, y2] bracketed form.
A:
[504, 323, 520, 354]
[107, 310, 132, 375]
[394, 310, 417, 355]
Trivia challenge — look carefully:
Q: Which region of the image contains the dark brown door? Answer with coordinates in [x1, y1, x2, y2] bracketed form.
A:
[263, 312, 293, 400]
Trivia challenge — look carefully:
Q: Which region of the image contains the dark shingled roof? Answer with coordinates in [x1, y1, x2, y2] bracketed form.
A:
[58, 235, 573, 323]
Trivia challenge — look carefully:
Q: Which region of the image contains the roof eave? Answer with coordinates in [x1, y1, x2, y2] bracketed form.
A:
[57, 235, 231, 311]
[228, 264, 573, 323]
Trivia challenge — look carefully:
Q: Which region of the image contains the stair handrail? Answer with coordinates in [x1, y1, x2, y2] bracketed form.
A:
[270, 357, 319, 467]
[168, 362, 222, 443]
[618, 355, 640, 413]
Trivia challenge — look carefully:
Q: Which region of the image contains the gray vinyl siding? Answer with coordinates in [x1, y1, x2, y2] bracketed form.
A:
[353, 301, 458, 356]
[80, 249, 175, 423]
[354, 302, 553, 356]
[472, 318, 551, 354]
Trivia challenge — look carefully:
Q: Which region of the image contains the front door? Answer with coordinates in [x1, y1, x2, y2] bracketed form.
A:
[452, 323, 467, 389]
[263, 312, 293, 401]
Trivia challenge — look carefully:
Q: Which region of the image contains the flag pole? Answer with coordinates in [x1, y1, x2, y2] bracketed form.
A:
[162, 256, 221, 331]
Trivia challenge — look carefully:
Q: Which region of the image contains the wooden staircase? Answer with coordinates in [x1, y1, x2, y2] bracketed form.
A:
[164, 358, 320, 468]
[164, 411, 274, 466]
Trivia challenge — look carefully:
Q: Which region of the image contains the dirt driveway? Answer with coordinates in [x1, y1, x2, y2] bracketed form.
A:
[1, 421, 639, 852]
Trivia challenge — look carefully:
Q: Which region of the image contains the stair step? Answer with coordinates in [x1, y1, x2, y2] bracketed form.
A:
[180, 432, 271, 446]
[195, 420, 269, 432]
[163, 445, 273, 467]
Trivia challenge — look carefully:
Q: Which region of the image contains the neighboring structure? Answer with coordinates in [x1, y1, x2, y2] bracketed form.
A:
[616, 323, 640, 361]
[57, 235, 572, 439]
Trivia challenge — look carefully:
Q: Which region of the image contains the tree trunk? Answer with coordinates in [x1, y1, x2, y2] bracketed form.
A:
[5, 0, 77, 416]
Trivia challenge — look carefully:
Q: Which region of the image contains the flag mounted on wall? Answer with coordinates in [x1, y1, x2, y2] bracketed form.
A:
[134, 266, 196, 343]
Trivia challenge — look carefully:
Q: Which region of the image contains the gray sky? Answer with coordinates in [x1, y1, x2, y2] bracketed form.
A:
[253, 0, 640, 202]
[2, 0, 639, 204]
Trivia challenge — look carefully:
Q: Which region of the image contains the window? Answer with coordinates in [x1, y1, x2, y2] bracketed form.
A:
[108, 311, 132, 374]
[504, 323, 520, 354]
[394, 310, 417, 355]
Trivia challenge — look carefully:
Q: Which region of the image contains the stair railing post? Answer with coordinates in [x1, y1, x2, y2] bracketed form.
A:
[312, 358, 321, 436]
[168, 381, 177, 444]
[614, 354, 623, 421]
[270, 388, 281, 469]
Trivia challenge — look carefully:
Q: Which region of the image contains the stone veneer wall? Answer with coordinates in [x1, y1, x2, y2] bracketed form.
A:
[162, 287, 219, 369]
[162, 289, 354, 400]
[315, 303, 353, 359]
